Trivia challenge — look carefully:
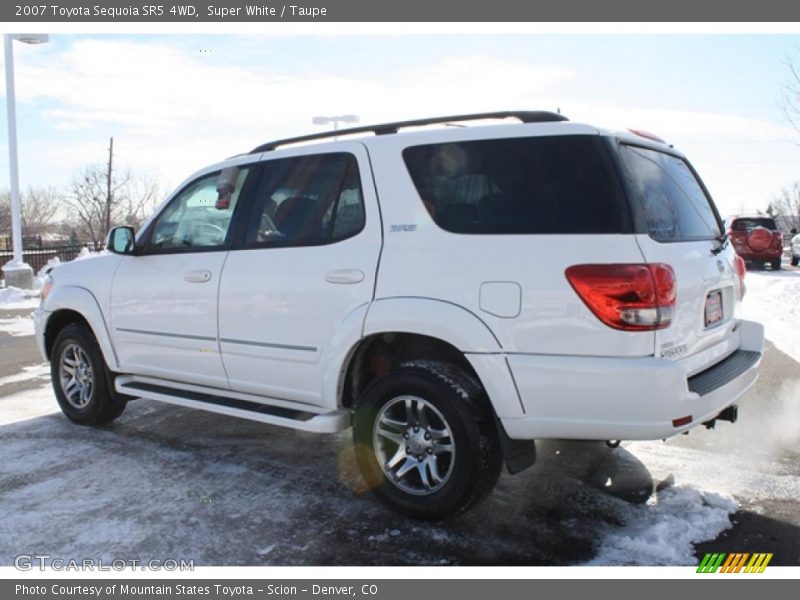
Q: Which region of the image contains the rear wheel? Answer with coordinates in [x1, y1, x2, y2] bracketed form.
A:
[51, 323, 127, 425]
[771, 258, 782, 271]
[791, 255, 799, 267]
[352, 360, 502, 519]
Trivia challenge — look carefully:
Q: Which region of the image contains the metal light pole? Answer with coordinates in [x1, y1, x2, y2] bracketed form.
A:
[2, 33, 48, 290]
[311, 114, 359, 140]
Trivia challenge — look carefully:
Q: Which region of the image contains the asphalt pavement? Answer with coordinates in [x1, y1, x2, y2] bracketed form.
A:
[1, 288, 798, 566]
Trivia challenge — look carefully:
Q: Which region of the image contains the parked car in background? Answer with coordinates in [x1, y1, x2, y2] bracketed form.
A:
[728, 216, 783, 271]
[34, 112, 764, 518]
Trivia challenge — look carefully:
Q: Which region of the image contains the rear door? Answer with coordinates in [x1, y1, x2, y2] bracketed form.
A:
[217, 146, 381, 407]
[616, 143, 739, 366]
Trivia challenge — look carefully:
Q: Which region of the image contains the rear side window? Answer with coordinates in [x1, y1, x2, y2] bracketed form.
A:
[244, 153, 364, 246]
[619, 144, 721, 242]
[402, 136, 629, 234]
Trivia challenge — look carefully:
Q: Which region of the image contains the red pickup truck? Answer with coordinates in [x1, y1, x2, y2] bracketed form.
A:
[728, 216, 783, 270]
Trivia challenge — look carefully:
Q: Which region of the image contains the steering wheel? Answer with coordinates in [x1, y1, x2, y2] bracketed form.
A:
[187, 221, 227, 246]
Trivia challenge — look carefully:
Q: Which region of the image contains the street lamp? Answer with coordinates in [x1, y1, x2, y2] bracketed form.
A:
[311, 114, 359, 140]
[2, 33, 48, 290]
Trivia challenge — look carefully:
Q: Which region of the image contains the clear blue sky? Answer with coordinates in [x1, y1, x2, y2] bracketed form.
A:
[2, 33, 800, 216]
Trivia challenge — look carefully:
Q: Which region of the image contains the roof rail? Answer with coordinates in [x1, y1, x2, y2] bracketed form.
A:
[249, 110, 568, 153]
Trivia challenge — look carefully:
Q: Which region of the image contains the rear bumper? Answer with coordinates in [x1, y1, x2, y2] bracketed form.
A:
[735, 249, 782, 260]
[498, 319, 764, 441]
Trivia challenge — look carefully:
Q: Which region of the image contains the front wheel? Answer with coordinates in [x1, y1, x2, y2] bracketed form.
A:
[791, 255, 799, 267]
[352, 361, 502, 519]
[51, 323, 127, 425]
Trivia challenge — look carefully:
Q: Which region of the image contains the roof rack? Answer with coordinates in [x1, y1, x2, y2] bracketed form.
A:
[249, 110, 568, 153]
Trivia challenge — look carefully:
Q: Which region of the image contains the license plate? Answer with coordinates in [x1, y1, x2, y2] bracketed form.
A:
[704, 290, 723, 327]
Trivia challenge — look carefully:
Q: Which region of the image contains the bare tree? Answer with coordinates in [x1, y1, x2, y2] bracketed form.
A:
[767, 183, 800, 232]
[783, 51, 800, 135]
[66, 165, 160, 248]
[0, 186, 61, 239]
[119, 172, 160, 230]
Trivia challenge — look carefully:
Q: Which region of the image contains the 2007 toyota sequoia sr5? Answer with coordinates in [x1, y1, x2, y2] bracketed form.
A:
[35, 112, 764, 518]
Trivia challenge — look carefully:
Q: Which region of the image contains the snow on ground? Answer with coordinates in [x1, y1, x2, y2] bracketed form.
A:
[587, 486, 737, 565]
[0, 315, 35, 337]
[0, 256, 67, 309]
[589, 426, 800, 566]
[0, 385, 739, 566]
[0, 383, 58, 426]
[0, 287, 40, 310]
[0, 363, 50, 389]
[739, 269, 800, 363]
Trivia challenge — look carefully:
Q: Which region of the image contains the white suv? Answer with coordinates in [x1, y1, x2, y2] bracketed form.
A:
[34, 112, 764, 518]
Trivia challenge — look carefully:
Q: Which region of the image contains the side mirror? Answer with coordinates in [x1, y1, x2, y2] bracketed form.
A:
[106, 226, 136, 255]
[792, 228, 798, 235]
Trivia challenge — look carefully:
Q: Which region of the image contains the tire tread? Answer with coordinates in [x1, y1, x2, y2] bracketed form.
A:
[51, 322, 127, 426]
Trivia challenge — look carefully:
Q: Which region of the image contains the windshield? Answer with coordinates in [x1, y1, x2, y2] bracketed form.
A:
[619, 144, 721, 242]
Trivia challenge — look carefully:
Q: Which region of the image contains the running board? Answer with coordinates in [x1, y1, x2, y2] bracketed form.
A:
[115, 377, 349, 433]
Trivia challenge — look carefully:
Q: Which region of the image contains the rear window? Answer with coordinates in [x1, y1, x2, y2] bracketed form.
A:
[402, 135, 630, 234]
[619, 144, 721, 242]
[730, 217, 776, 232]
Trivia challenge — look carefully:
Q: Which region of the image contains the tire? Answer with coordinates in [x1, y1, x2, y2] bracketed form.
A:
[352, 360, 502, 519]
[791, 255, 799, 267]
[50, 323, 127, 425]
[771, 258, 782, 271]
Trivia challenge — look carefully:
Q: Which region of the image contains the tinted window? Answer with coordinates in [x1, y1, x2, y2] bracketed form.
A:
[620, 145, 721, 242]
[245, 153, 364, 246]
[402, 136, 629, 234]
[731, 217, 776, 232]
[150, 167, 249, 251]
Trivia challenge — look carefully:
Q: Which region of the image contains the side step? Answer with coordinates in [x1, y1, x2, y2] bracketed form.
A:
[115, 377, 350, 433]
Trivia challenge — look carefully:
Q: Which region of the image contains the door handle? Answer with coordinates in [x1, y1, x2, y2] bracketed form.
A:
[184, 270, 212, 283]
[325, 269, 365, 284]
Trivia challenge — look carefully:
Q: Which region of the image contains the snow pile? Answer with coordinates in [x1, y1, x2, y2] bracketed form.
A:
[0, 286, 40, 309]
[74, 247, 103, 261]
[588, 486, 737, 566]
[740, 270, 800, 362]
[0, 287, 29, 304]
[0, 256, 69, 308]
[39, 256, 61, 274]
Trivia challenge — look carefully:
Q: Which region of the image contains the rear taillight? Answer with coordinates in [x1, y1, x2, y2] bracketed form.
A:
[734, 255, 746, 299]
[565, 263, 676, 331]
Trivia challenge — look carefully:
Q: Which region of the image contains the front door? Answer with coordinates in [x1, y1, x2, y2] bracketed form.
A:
[110, 162, 255, 388]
